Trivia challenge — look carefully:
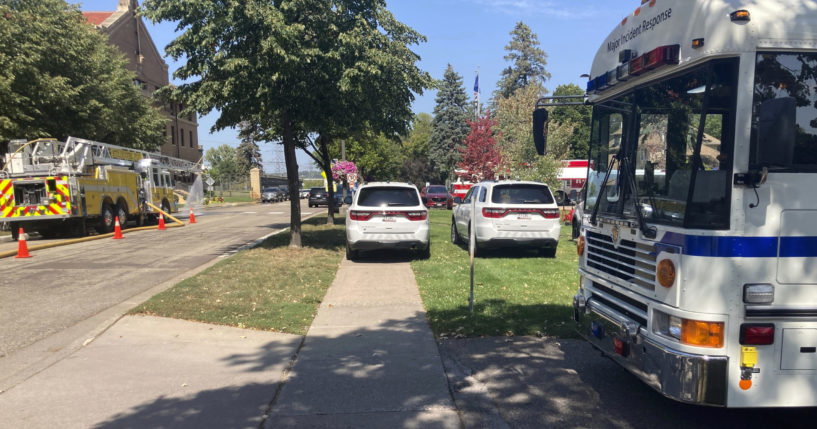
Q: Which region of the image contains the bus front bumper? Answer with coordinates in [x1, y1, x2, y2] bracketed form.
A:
[574, 294, 728, 407]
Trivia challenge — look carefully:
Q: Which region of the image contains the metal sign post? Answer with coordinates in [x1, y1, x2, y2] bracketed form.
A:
[469, 194, 476, 313]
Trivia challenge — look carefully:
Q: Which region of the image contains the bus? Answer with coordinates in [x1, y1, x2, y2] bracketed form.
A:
[533, 0, 817, 407]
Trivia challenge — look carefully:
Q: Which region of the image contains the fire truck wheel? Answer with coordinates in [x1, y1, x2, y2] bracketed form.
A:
[96, 203, 115, 234]
[116, 203, 128, 230]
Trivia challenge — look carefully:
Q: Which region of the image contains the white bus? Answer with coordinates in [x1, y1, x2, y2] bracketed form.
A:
[534, 0, 817, 407]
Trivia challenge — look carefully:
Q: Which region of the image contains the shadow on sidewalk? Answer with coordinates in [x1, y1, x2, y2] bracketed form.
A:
[90, 314, 455, 429]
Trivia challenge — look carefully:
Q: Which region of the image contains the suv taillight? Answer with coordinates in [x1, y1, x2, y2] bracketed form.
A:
[541, 209, 560, 219]
[482, 208, 507, 218]
[405, 211, 428, 221]
[350, 211, 374, 221]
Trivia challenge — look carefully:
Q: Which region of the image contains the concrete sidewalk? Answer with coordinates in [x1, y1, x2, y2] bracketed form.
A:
[264, 258, 460, 428]
[0, 256, 460, 428]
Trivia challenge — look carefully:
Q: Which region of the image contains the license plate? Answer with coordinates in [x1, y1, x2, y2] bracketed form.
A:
[383, 216, 396, 222]
[517, 214, 531, 220]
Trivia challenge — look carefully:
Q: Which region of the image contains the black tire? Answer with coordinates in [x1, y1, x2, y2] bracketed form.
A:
[572, 218, 580, 240]
[450, 221, 460, 245]
[38, 228, 59, 238]
[116, 202, 128, 230]
[345, 242, 358, 261]
[541, 247, 557, 258]
[96, 202, 115, 234]
[420, 243, 431, 259]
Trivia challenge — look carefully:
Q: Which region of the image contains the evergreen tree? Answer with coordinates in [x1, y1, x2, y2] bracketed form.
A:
[236, 138, 263, 177]
[428, 65, 470, 183]
[495, 22, 551, 100]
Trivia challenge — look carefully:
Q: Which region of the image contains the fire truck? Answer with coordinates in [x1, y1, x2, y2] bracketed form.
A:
[534, 0, 817, 407]
[1, 137, 200, 240]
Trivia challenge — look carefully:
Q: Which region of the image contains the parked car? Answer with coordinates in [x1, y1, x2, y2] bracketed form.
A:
[344, 182, 430, 260]
[420, 185, 453, 210]
[280, 185, 289, 200]
[451, 180, 560, 257]
[308, 187, 340, 211]
[299, 188, 310, 199]
[261, 187, 283, 203]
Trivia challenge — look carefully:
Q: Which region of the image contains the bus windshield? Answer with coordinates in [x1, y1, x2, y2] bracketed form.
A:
[586, 58, 737, 230]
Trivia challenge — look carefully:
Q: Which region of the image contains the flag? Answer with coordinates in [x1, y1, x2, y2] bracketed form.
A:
[473, 75, 479, 98]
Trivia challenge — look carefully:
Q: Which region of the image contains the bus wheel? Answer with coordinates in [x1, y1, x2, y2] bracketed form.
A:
[96, 203, 115, 234]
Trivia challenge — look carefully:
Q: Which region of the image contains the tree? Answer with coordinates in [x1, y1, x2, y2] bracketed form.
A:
[142, 0, 431, 242]
[457, 113, 502, 182]
[400, 113, 435, 185]
[0, 0, 166, 149]
[328, 133, 404, 182]
[494, 84, 544, 178]
[235, 139, 263, 177]
[204, 144, 239, 189]
[495, 22, 550, 100]
[550, 84, 592, 159]
[429, 65, 470, 183]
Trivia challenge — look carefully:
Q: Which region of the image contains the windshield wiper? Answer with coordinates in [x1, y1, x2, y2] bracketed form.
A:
[620, 155, 657, 239]
[590, 156, 617, 227]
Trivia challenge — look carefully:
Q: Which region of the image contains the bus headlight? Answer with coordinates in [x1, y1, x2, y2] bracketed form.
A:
[654, 311, 724, 348]
[743, 284, 774, 304]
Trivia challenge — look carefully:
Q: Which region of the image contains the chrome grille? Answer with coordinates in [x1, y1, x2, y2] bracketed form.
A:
[586, 231, 656, 291]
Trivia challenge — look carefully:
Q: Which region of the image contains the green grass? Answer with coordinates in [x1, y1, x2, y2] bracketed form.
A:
[131, 216, 345, 334]
[412, 210, 580, 338]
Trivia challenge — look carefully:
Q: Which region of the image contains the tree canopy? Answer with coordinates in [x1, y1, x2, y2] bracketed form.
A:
[550, 84, 591, 159]
[0, 0, 166, 149]
[495, 22, 550, 100]
[428, 64, 470, 183]
[235, 139, 263, 177]
[457, 113, 502, 182]
[141, 0, 431, 244]
[204, 144, 239, 187]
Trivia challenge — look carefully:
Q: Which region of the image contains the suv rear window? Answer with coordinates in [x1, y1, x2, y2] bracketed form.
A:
[357, 187, 420, 207]
[310, 187, 326, 195]
[491, 184, 554, 204]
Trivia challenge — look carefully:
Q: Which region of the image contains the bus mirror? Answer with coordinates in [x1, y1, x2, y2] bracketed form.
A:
[533, 108, 548, 155]
[756, 97, 796, 167]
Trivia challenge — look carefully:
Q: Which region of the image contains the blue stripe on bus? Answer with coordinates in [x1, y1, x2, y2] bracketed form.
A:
[660, 232, 781, 258]
[780, 237, 817, 258]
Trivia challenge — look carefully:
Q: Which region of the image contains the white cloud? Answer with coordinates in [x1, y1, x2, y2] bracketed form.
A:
[464, 0, 599, 19]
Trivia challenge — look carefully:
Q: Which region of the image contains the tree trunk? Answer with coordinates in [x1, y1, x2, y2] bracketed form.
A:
[283, 117, 302, 248]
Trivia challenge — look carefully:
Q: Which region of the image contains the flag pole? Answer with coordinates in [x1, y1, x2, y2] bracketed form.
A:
[474, 67, 480, 120]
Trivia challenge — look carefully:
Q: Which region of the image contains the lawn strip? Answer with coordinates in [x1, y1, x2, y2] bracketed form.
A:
[412, 210, 579, 338]
[131, 215, 345, 335]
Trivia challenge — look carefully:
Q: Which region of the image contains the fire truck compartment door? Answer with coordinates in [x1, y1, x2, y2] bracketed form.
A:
[777, 210, 817, 285]
[781, 329, 817, 370]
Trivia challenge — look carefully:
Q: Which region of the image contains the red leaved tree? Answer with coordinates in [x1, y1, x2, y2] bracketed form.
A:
[456, 112, 503, 182]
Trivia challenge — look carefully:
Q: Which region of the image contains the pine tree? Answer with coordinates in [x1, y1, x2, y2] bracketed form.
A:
[236, 138, 263, 176]
[495, 22, 551, 100]
[428, 65, 470, 183]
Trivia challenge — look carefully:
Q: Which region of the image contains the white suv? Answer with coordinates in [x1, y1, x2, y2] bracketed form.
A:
[345, 182, 430, 260]
[451, 180, 560, 256]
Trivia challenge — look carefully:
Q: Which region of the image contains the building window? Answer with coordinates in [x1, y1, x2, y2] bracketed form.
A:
[180, 128, 185, 146]
[171, 126, 176, 145]
[189, 131, 194, 148]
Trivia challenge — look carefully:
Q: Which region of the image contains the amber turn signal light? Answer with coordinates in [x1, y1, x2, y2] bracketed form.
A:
[681, 319, 724, 348]
[656, 259, 676, 288]
[577, 235, 585, 256]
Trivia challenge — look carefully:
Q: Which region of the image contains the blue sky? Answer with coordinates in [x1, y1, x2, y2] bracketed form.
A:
[75, 0, 640, 171]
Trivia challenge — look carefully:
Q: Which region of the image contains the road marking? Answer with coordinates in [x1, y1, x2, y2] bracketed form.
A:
[242, 211, 257, 214]
[268, 212, 284, 215]
[302, 212, 313, 215]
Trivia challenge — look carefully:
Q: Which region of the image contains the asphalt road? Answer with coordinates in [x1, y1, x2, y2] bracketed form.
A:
[0, 199, 318, 359]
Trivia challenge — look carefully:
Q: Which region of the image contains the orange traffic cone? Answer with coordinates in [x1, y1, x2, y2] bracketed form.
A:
[113, 217, 124, 239]
[189, 207, 196, 224]
[157, 213, 166, 230]
[15, 228, 31, 258]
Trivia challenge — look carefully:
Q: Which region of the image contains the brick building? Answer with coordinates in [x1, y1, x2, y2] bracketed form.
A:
[83, 0, 202, 163]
